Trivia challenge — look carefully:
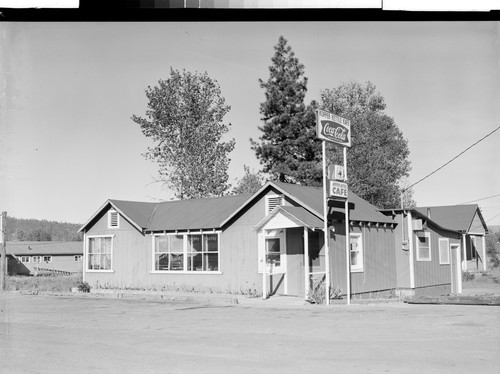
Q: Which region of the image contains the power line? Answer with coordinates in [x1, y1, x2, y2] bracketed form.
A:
[459, 193, 500, 205]
[404, 125, 500, 192]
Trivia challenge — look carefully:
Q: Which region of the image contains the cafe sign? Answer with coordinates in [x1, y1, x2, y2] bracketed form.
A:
[316, 109, 351, 147]
[329, 180, 348, 200]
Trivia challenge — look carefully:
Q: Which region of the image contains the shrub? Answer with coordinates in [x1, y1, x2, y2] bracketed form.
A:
[76, 281, 91, 293]
[462, 271, 475, 282]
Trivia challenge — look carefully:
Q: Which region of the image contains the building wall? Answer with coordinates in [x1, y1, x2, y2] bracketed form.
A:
[8, 254, 83, 275]
[84, 194, 271, 295]
[329, 222, 397, 296]
[412, 224, 460, 290]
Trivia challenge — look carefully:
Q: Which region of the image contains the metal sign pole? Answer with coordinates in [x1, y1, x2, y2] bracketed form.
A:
[343, 147, 350, 305]
[322, 141, 330, 306]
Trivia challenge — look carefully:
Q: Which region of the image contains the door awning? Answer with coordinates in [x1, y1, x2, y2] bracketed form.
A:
[253, 206, 324, 231]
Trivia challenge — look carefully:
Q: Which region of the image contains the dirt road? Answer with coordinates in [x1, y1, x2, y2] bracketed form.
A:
[1, 294, 499, 374]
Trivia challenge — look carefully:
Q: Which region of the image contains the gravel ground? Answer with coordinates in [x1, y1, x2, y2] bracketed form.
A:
[1, 293, 499, 374]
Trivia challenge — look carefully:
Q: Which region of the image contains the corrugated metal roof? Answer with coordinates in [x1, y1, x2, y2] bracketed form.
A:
[6, 241, 83, 255]
[415, 205, 484, 233]
[147, 194, 252, 231]
[272, 181, 395, 224]
[109, 200, 157, 229]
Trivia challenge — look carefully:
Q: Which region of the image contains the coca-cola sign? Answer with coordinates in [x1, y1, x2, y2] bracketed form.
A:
[316, 110, 351, 147]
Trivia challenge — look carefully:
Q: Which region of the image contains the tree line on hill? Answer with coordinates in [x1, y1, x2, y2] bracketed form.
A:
[4, 216, 83, 242]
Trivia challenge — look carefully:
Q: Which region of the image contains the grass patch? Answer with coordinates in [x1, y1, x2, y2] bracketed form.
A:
[6, 274, 83, 293]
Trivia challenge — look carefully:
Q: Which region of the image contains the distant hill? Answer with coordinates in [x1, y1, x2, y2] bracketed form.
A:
[4, 216, 83, 242]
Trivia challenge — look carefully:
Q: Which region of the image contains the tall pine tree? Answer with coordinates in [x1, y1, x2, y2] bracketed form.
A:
[251, 36, 322, 186]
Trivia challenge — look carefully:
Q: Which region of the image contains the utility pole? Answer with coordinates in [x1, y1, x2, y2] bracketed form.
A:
[0, 211, 6, 291]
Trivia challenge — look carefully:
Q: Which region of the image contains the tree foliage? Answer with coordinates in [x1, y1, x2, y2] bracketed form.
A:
[132, 68, 235, 199]
[485, 230, 500, 268]
[5, 216, 82, 242]
[320, 82, 412, 208]
[231, 165, 265, 195]
[251, 36, 322, 186]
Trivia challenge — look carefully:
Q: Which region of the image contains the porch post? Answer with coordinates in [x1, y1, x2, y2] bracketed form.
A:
[304, 227, 309, 301]
[262, 264, 267, 300]
[407, 211, 415, 289]
[482, 235, 487, 272]
[462, 234, 467, 272]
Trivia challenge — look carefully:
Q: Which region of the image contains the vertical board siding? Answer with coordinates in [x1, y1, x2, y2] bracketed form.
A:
[412, 224, 459, 288]
[328, 223, 397, 295]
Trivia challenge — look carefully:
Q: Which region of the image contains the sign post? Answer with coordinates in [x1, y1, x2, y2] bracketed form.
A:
[316, 109, 351, 306]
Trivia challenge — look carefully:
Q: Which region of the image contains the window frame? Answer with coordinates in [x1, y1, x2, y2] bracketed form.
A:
[151, 232, 221, 274]
[74, 255, 83, 262]
[416, 231, 432, 261]
[438, 238, 450, 265]
[108, 210, 119, 229]
[350, 233, 364, 273]
[20, 256, 30, 263]
[258, 229, 286, 274]
[32, 256, 42, 264]
[86, 234, 114, 272]
[43, 256, 52, 263]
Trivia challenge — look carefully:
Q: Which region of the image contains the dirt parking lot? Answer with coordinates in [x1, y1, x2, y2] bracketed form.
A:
[1, 293, 499, 374]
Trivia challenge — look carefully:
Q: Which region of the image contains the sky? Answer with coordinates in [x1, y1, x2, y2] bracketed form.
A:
[1, 21, 499, 226]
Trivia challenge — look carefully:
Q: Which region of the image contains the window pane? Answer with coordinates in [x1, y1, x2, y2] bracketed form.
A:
[204, 234, 218, 252]
[266, 253, 280, 267]
[169, 235, 184, 252]
[205, 253, 218, 271]
[419, 247, 430, 259]
[155, 236, 168, 253]
[156, 253, 169, 270]
[170, 254, 184, 271]
[188, 235, 202, 252]
[188, 252, 203, 271]
[266, 238, 280, 254]
[351, 251, 358, 266]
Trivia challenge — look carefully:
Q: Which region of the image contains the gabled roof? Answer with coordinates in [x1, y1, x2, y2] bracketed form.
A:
[79, 194, 252, 233]
[380, 208, 461, 236]
[253, 206, 324, 232]
[80, 181, 394, 234]
[414, 205, 488, 234]
[6, 241, 83, 256]
[222, 181, 395, 226]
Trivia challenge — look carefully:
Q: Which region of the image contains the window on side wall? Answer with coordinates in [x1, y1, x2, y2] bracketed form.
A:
[20, 256, 30, 263]
[438, 238, 450, 265]
[350, 233, 364, 272]
[32, 256, 41, 264]
[155, 235, 184, 271]
[43, 256, 52, 263]
[87, 236, 113, 271]
[416, 232, 431, 261]
[74, 255, 83, 262]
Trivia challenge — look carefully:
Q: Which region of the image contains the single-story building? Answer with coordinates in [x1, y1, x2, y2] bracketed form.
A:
[79, 181, 401, 299]
[380, 209, 463, 297]
[414, 205, 489, 272]
[6, 241, 83, 276]
[78, 181, 476, 300]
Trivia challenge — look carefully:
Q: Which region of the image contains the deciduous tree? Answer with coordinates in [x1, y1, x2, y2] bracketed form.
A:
[231, 165, 265, 195]
[132, 68, 235, 199]
[320, 81, 412, 208]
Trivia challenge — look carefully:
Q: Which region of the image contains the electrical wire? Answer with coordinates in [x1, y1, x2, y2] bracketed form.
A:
[404, 126, 500, 192]
[459, 193, 500, 205]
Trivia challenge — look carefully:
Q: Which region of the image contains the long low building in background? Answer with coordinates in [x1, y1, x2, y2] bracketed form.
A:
[6, 241, 83, 276]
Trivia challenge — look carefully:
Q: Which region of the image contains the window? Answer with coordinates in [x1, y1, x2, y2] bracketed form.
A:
[155, 235, 184, 271]
[350, 233, 364, 272]
[153, 233, 220, 272]
[43, 256, 52, 263]
[74, 255, 83, 262]
[260, 229, 284, 272]
[265, 195, 283, 214]
[32, 256, 41, 264]
[87, 236, 113, 271]
[108, 210, 119, 228]
[438, 238, 450, 265]
[416, 232, 431, 261]
[20, 256, 30, 263]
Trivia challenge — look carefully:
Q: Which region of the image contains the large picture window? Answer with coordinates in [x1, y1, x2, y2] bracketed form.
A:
[350, 233, 364, 272]
[416, 232, 431, 261]
[87, 236, 113, 271]
[153, 233, 219, 272]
